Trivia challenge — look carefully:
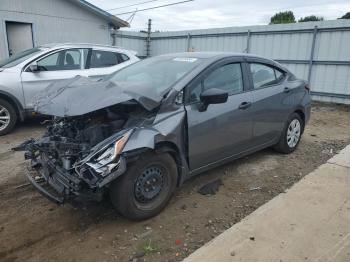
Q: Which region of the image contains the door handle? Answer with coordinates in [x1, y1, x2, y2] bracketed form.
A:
[283, 87, 290, 93]
[238, 101, 252, 110]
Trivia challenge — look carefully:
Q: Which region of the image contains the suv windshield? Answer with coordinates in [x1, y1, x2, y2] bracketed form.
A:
[0, 47, 43, 68]
[108, 56, 203, 96]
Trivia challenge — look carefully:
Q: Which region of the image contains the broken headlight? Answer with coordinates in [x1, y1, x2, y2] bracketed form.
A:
[86, 130, 132, 175]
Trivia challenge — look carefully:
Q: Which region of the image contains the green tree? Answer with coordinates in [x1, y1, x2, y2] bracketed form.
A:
[339, 12, 350, 19]
[270, 11, 296, 24]
[298, 15, 324, 22]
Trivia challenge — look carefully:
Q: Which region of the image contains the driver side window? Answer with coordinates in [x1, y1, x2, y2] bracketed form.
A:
[36, 49, 85, 71]
[189, 63, 243, 103]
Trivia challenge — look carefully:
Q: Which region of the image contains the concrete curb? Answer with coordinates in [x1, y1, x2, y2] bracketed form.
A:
[184, 145, 350, 262]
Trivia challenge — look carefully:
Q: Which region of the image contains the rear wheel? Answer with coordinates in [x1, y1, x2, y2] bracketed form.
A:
[109, 152, 177, 220]
[0, 98, 17, 136]
[274, 113, 303, 154]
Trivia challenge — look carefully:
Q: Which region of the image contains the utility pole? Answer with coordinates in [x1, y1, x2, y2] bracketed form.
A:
[146, 19, 152, 57]
[110, 26, 117, 46]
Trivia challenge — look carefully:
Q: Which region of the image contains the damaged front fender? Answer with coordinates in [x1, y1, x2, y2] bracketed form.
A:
[122, 128, 159, 152]
[123, 107, 186, 152]
[121, 107, 190, 184]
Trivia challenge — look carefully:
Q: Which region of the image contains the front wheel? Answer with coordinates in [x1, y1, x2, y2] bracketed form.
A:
[109, 152, 178, 220]
[0, 98, 17, 136]
[274, 113, 304, 154]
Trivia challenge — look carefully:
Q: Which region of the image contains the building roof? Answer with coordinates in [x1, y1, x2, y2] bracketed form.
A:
[69, 0, 129, 28]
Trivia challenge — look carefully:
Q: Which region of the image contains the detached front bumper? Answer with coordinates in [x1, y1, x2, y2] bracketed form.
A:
[26, 159, 100, 204]
[26, 155, 126, 205]
[26, 166, 66, 204]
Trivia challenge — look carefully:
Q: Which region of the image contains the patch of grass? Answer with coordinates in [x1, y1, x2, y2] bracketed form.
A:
[142, 239, 158, 254]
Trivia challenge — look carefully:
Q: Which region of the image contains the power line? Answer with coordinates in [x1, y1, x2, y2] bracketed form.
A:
[126, 9, 138, 23]
[113, 0, 194, 16]
[106, 0, 162, 11]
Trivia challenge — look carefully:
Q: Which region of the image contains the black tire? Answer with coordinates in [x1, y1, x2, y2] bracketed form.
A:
[109, 152, 178, 220]
[274, 113, 304, 154]
[0, 98, 17, 136]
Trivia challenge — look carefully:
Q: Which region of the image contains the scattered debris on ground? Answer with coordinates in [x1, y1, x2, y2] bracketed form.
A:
[249, 186, 262, 191]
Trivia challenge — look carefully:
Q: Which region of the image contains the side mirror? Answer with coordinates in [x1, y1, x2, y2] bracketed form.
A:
[199, 88, 228, 112]
[29, 62, 39, 72]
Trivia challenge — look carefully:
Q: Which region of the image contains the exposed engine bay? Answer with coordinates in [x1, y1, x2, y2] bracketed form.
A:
[15, 102, 157, 203]
[32, 102, 154, 161]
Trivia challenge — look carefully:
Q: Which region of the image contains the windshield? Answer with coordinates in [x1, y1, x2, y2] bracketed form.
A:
[108, 56, 203, 96]
[0, 47, 43, 68]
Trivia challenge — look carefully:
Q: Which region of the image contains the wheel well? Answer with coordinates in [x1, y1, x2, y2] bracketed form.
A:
[0, 93, 24, 121]
[294, 109, 305, 133]
[154, 141, 184, 187]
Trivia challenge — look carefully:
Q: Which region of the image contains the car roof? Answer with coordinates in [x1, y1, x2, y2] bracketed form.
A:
[39, 43, 137, 54]
[158, 51, 268, 59]
[158, 52, 289, 72]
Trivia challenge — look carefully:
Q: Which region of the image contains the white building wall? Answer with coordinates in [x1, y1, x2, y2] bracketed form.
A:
[0, 0, 111, 59]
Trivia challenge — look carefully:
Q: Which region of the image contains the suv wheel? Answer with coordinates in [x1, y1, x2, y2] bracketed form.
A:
[0, 98, 17, 136]
[109, 152, 177, 220]
[274, 113, 303, 154]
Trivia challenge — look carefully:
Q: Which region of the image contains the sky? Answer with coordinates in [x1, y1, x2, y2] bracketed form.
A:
[88, 0, 350, 31]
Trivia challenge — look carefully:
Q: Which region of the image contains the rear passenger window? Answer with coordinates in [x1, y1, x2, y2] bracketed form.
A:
[250, 63, 284, 89]
[90, 50, 118, 68]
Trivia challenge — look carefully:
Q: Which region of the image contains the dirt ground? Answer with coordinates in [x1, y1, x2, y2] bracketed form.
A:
[0, 102, 350, 262]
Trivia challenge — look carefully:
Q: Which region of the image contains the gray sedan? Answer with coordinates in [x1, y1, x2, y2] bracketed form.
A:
[18, 52, 311, 220]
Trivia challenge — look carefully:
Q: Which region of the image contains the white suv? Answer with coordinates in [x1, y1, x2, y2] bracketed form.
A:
[0, 43, 139, 135]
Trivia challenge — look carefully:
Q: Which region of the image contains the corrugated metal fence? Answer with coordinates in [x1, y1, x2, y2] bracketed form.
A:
[116, 20, 350, 104]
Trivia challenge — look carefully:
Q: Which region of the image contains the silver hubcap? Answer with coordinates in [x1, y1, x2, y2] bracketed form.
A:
[0, 105, 10, 131]
[287, 119, 301, 148]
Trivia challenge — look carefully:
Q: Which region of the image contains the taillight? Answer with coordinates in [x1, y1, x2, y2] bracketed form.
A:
[305, 84, 310, 93]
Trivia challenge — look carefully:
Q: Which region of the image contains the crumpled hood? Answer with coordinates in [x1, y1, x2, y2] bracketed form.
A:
[33, 76, 162, 117]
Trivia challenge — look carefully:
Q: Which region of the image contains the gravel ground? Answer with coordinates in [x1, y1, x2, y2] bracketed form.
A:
[0, 102, 350, 262]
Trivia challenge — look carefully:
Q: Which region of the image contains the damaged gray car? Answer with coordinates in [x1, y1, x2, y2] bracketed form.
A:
[17, 52, 311, 220]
